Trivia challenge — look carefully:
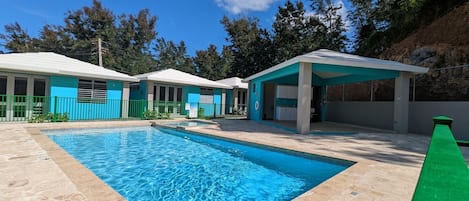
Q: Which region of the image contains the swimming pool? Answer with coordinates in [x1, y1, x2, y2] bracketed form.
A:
[46, 127, 353, 201]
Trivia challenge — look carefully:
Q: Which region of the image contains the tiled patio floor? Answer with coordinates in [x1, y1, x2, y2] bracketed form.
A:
[0, 119, 465, 200]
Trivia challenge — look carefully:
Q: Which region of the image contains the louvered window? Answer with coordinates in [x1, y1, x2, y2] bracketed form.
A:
[78, 79, 107, 103]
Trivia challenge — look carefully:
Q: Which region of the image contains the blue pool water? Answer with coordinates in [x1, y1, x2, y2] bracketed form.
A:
[46, 127, 353, 201]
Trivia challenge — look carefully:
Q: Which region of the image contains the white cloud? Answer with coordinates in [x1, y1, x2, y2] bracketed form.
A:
[215, 0, 277, 14]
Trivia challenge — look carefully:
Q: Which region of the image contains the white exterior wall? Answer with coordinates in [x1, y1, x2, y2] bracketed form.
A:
[326, 101, 469, 140]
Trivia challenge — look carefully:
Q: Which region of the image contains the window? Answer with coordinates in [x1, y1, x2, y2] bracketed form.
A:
[252, 83, 256, 93]
[176, 88, 182, 102]
[0, 76, 6, 95]
[14, 77, 27, 96]
[130, 82, 139, 91]
[34, 79, 46, 96]
[168, 87, 174, 101]
[159, 86, 166, 101]
[78, 79, 107, 103]
[200, 88, 213, 103]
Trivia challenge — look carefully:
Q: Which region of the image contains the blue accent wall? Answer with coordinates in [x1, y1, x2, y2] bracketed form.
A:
[213, 89, 222, 115]
[49, 75, 123, 120]
[248, 80, 262, 120]
[184, 86, 200, 103]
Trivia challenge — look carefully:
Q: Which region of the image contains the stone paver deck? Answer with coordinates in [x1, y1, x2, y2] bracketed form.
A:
[1, 119, 465, 200]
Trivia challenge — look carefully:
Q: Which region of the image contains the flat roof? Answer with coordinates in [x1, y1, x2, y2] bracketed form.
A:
[216, 77, 248, 89]
[244, 49, 429, 82]
[0, 52, 138, 82]
[134, 68, 232, 89]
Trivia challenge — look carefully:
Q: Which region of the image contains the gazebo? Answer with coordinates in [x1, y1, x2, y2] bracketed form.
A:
[243, 49, 429, 134]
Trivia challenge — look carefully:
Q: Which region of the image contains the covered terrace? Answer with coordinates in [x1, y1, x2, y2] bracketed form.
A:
[244, 49, 429, 134]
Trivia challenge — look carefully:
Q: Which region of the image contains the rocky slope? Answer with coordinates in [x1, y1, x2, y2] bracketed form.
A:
[377, 2, 469, 101]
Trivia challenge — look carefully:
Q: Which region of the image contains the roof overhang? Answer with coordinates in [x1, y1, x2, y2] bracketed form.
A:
[244, 49, 429, 83]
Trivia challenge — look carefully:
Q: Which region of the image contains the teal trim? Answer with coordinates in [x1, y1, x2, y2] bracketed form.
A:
[313, 63, 400, 77]
[252, 63, 300, 83]
[324, 74, 398, 86]
[268, 73, 323, 86]
[275, 98, 297, 107]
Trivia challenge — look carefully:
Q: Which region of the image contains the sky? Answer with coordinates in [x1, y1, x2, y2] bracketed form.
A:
[0, 0, 352, 55]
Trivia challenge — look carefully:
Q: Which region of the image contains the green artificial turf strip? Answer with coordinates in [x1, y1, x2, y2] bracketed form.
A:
[413, 124, 469, 201]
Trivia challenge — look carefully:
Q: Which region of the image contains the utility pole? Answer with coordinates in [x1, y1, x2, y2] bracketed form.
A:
[98, 37, 103, 67]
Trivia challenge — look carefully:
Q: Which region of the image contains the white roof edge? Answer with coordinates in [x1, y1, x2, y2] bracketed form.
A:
[297, 55, 429, 74]
[0, 63, 139, 82]
[134, 69, 232, 89]
[243, 57, 301, 82]
[215, 77, 248, 89]
[0, 52, 139, 82]
[138, 76, 232, 89]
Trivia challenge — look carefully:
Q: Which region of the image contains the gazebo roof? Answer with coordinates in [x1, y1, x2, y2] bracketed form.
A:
[244, 49, 429, 84]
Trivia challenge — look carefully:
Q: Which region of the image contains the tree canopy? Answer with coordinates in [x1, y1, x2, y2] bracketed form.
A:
[0, 0, 464, 79]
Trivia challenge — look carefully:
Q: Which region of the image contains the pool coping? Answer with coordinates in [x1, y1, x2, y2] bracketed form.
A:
[21, 120, 422, 200]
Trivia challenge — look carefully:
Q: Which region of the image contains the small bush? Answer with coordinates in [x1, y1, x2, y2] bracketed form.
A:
[28, 112, 69, 123]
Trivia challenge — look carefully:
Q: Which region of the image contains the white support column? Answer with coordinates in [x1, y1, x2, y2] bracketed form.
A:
[221, 89, 226, 116]
[6, 75, 14, 121]
[296, 62, 312, 134]
[246, 84, 250, 118]
[26, 76, 34, 118]
[233, 88, 239, 111]
[154, 84, 159, 113]
[147, 81, 154, 111]
[393, 72, 411, 134]
[173, 87, 177, 114]
[121, 82, 130, 119]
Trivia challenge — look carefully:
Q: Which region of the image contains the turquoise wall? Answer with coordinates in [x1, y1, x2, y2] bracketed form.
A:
[248, 63, 301, 121]
[129, 81, 147, 100]
[248, 80, 262, 120]
[49, 75, 123, 120]
[184, 86, 200, 103]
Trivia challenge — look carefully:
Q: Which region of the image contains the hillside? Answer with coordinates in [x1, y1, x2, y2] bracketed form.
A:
[377, 2, 469, 101]
[380, 1, 469, 67]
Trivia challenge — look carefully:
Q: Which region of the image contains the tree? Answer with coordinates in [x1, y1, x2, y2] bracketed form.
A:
[311, 0, 347, 51]
[0, 0, 158, 75]
[0, 22, 37, 52]
[273, 0, 326, 62]
[221, 16, 275, 78]
[193, 44, 231, 80]
[154, 38, 195, 74]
